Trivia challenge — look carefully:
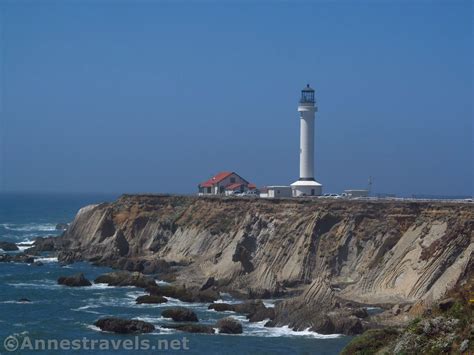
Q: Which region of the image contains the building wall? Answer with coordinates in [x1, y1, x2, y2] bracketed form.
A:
[345, 190, 369, 198]
[292, 185, 322, 197]
[267, 187, 292, 198]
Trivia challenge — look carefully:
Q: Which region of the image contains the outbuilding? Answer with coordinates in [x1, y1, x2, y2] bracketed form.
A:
[264, 186, 292, 198]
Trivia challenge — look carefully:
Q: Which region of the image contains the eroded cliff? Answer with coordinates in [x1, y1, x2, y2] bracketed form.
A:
[56, 195, 473, 332]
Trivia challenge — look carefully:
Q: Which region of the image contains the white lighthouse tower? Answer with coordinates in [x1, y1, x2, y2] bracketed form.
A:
[291, 84, 323, 197]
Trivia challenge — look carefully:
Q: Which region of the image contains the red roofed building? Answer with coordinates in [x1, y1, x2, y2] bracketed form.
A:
[198, 171, 256, 195]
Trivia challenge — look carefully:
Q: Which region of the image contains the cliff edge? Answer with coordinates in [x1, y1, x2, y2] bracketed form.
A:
[56, 195, 473, 334]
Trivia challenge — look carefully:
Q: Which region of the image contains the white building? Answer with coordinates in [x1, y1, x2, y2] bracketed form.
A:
[265, 186, 292, 198]
[291, 85, 323, 197]
[344, 189, 369, 198]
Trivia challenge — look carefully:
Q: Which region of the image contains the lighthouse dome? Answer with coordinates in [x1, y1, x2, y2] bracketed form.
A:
[300, 84, 315, 103]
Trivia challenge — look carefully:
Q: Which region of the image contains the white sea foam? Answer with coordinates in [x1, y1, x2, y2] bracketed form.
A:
[89, 283, 117, 290]
[35, 257, 58, 263]
[214, 299, 240, 305]
[243, 320, 342, 338]
[72, 305, 102, 315]
[15, 240, 35, 252]
[262, 299, 281, 308]
[1, 300, 35, 304]
[7, 281, 59, 290]
[2, 223, 57, 232]
[85, 324, 102, 332]
[135, 316, 167, 323]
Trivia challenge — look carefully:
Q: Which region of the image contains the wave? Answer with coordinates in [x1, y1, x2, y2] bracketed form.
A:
[88, 283, 118, 290]
[7, 281, 59, 290]
[72, 304, 102, 315]
[214, 299, 241, 305]
[35, 257, 58, 263]
[0, 300, 36, 304]
[1, 223, 57, 232]
[243, 320, 342, 338]
[84, 324, 102, 332]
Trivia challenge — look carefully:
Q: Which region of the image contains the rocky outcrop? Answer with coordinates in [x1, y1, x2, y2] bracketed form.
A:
[94, 318, 155, 334]
[162, 324, 215, 334]
[55, 195, 473, 334]
[0, 253, 35, 264]
[58, 273, 92, 287]
[135, 295, 167, 304]
[342, 278, 474, 354]
[26, 237, 58, 254]
[0, 241, 19, 251]
[216, 317, 243, 334]
[94, 271, 156, 288]
[145, 284, 219, 303]
[209, 300, 275, 322]
[161, 307, 198, 322]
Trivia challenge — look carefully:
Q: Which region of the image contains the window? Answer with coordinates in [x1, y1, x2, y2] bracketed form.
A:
[230, 177, 236, 183]
[311, 189, 315, 196]
[207, 187, 211, 194]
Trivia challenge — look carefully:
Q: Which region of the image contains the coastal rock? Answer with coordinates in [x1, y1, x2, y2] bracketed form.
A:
[0, 241, 19, 251]
[438, 297, 455, 312]
[135, 295, 167, 304]
[94, 271, 156, 288]
[146, 284, 193, 301]
[56, 223, 69, 231]
[193, 288, 219, 302]
[208, 300, 274, 322]
[247, 306, 275, 322]
[145, 284, 218, 303]
[58, 273, 92, 287]
[94, 317, 155, 334]
[200, 277, 216, 291]
[26, 236, 57, 254]
[0, 253, 35, 264]
[161, 307, 198, 322]
[208, 303, 235, 312]
[162, 324, 215, 334]
[33, 261, 44, 267]
[233, 300, 266, 315]
[216, 317, 243, 334]
[18, 298, 31, 303]
[53, 195, 474, 334]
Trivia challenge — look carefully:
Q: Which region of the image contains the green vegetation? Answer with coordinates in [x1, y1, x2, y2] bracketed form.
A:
[340, 328, 399, 355]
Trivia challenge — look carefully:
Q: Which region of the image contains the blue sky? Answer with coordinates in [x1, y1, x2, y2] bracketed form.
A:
[0, 0, 472, 196]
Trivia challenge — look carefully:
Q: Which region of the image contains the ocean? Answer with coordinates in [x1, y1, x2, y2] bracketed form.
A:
[0, 193, 352, 354]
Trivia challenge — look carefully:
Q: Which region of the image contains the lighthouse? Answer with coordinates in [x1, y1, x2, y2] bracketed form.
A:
[291, 84, 323, 197]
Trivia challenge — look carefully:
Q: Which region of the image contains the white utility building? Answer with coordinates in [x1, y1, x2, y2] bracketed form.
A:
[266, 186, 292, 198]
[291, 85, 323, 197]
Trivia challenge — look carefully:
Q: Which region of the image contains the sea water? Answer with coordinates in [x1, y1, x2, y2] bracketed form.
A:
[0, 193, 352, 354]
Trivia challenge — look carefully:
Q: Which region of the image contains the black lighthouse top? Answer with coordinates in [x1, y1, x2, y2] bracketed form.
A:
[300, 84, 315, 103]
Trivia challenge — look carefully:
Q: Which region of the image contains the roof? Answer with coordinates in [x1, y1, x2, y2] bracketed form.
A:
[290, 180, 322, 187]
[248, 183, 256, 190]
[225, 183, 244, 191]
[302, 84, 314, 92]
[199, 171, 233, 188]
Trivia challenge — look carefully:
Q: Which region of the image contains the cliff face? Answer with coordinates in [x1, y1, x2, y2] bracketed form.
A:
[57, 195, 473, 330]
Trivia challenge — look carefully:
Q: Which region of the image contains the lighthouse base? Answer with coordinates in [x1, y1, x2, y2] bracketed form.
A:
[291, 179, 322, 197]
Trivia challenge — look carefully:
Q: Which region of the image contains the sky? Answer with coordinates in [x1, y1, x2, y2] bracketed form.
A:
[0, 0, 472, 196]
